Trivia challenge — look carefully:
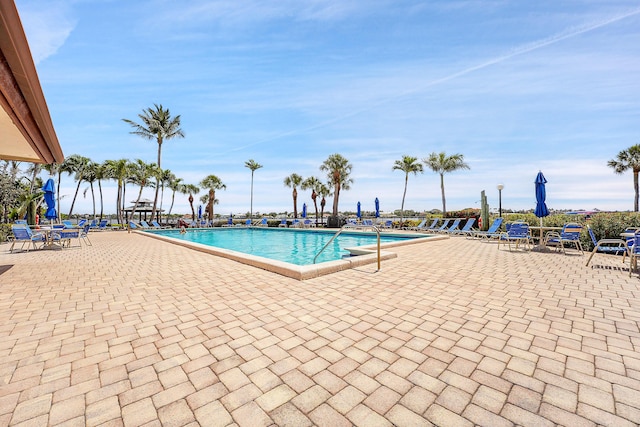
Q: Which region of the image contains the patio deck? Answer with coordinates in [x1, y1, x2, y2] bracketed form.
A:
[1, 231, 639, 426]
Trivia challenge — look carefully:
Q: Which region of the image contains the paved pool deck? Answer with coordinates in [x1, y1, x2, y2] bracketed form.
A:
[0, 229, 639, 426]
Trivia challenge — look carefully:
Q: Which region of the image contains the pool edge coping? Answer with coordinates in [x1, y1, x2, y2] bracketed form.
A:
[134, 228, 448, 280]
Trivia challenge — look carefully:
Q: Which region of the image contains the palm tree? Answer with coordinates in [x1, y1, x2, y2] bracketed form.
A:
[63, 154, 91, 217]
[302, 176, 323, 226]
[103, 159, 130, 224]
[393, 155, 424, 225]
[82, 161, 99, 219]
[167, 176, 184, 219]
[319, 154, 353, 225]
[608, 144, 640, 211]
[283, 173, 303, 218]
[158, 169, 175, 224]
[317, 183, 331, 227]
[129, 159, 159, 221]
[123, 104, 185, 222]
[423, 152, 470, 217]
[184, 184, 200, 220]
[200, 175, 226, 220]
[245, 159, 263, 220]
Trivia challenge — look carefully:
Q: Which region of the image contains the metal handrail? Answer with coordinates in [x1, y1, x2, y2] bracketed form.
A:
[314, 224, 381, 271]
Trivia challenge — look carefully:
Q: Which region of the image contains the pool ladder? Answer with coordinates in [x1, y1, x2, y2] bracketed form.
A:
[313, 224, 381, 271]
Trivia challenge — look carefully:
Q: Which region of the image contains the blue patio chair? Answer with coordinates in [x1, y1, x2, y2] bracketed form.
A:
[474, 217, 504, 240]
[57, 229, 80, 248]
[438, 218, 462, 234]
[139, 220, 151, 229]
[451, 218, 476, 236]
[256, 217, 268, 227]
[585, 225, 627, 267]
[303, 219, 314, 228]
[379, 219, 394, 229]
[433, 219, 452, 233]
[403, 218, 427, 231]
[544, 223, 584, 254]
[14, 219, 27, 225]
[62, 220, 75, 229]
[498, 222, 531, 251]
[151, 220, 168, 229]
[129, 221, 139, 229]
[77, 219, 87, 228]
[10, 225, 45, 252]
[278, 218, 288, 228]
[627, 232, 640, 277]
[79, 223, 92, 246]
[89, 219, 98, 229]
[97, 219, 109, 230]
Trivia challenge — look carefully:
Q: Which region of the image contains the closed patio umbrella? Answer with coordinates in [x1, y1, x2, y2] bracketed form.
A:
[357, 201, 361, 220]
[374, 198, 380, 218]
[42, 178, 57, 222]
[302, 203, 307, 218]
[534, 171, 550, 249]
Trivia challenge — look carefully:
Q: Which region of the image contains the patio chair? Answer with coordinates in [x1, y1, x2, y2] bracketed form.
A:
[9, 225, 45, 252]
[129, 221, 139, 229]
[437, 218, 462, 234]
[627, 232, 640, 277]
[544, 223, 584, 254]
[474, 217, 504, 240]
[497, 222, 531, 251]
[77, 219, 87, 228]
[62, 220, 75, 229]
[451, 218, 476, 236]
[80, 223, 92, 246]
[433, 219, 452, 233]
[151, 220, 169, 229]
[97, 219, 109, 230]
[255, 217, 268, 227]
[403, 218, 427, 231]
[139, 220, 152, 229]
[278, 218, 288, 228]
[379, 219, 394, 229]
[585, 225, 628, 266]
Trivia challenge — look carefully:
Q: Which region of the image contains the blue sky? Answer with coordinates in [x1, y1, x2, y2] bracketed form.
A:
[15, 0, 640, 217]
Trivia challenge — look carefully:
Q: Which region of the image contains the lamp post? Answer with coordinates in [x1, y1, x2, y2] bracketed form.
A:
[497, 184, 504, 218]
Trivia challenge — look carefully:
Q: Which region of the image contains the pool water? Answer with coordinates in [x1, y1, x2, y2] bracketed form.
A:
[146, 227, 424, 265]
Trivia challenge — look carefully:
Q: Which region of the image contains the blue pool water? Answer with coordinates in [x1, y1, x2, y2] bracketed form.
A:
[146, 227, 425, 265]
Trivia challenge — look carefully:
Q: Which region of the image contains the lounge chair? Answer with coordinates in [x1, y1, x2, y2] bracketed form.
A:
[291, 219, 302, 228]
[62, 220, 75, 229]
[151, 220, 169, 229]
[433, 219, 452, 233]
[439, 218, 462, 234]
[497, 222, 531, 251]
[89, 219, 98, 229]
[139, 220, 152, 229]
[97, 219, 109, 230]
[451, 218, 476, 236]
[379, 219, 394, 229]
[255, 218, 268, 227]
[278, 218, 288, 228]
[223, 217, 234, 227]
[474, 217, 504, 240]
[9, 225, 44, 252]
[403, 218, 427, 231]
[544, 222, 584, 254]
[77, 219, 87, 228]
[236, 219, 251, 227]
[129, 221, 140, 229]
[585, 225, 627, 266]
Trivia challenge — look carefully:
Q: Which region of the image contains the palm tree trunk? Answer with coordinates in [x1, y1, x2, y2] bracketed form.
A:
[332, 184, 340, 217]
[440, 173, 446, 217]
[168, 190, 176, 217]
[90, 182, 96, 218]
[400, 175, 408, 224]
[68, 179, 83, 217]
[634, 170, 639, 212]
[250, 173, 254, 219]
[98, 180, 104, 220]
[292, 188, 298, 218]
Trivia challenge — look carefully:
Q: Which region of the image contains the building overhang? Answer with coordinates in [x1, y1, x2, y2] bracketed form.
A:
[0, 1, 64, 164]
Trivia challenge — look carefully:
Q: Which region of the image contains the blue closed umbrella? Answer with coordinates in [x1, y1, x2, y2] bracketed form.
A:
[534, 171, 549, 219]
[374, 198, 380, 218]
[357, 201, 361, 219]
[198, 205, 202, 220]
[42, 178, 57, 221]
[302, 203, 307, 218]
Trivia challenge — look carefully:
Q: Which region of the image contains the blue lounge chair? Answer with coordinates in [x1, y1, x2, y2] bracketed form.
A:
[10, 225, 44, 252]
[544, 223, 584, 254]
[151, 220, 168, 229]
[89, 219, 98, 229]
[139, 220, 152, 229]
[278, 218, 288, 228]
[129, 221, 139, 229]
[77, 219, 87, 228]
[97, 219, 109, 230]
[439, 218, 462, 234]
[585, 225, 627, 266]
[379, 220, 394, 229]
[451, 218, 476, 236]
[433, 219, 452, 233]
[498, 222, 531, 251]
[403, 218, 427, 231]
[256, 218, 268, 227]
[474, 217, 504, 240]
[62, 220, 75, 229]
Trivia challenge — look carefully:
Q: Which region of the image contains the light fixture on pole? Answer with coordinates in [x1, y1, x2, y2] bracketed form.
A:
[497, 183, 504, 218]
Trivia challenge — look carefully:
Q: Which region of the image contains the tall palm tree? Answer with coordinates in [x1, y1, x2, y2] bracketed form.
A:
[184, 184, 200, 220]
[608, 144, 640, 211]
[103, 159, 130, 224]
[423, 152, 470, 217]
[82, 161, 99, 219]
[393, 155, 424, 225]
[123, 104, 185, 222]
[283, 173, 303, 218]
[302, 176, 322, 226]
[319, 154, 353, 223]
[63, 154, 91, 217]
[129, 159, 159, 221]
[245, 159, 263, 220]
[200, 175, 226, 220]
[158, 169, 174, 224]
[167, 176, 184, 219]
[317, 183, 331, 227]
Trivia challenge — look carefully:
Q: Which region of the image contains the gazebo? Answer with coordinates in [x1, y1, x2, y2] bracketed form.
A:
[123, 199, 163, 222]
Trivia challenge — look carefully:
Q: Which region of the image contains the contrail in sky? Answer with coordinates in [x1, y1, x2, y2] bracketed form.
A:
[221, 6, 640, 155]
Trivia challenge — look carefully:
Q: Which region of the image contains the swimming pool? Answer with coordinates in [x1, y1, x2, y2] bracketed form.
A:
[140, 227, 444, 279]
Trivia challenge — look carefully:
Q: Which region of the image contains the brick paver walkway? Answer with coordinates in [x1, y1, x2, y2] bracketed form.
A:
[1, 230, 639, 426]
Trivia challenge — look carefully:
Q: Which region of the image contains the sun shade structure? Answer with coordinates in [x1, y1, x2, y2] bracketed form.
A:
[0, 2, 63, 164]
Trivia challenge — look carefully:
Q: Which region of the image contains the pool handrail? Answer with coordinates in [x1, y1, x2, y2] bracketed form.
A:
[314, 224, 381, 271]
